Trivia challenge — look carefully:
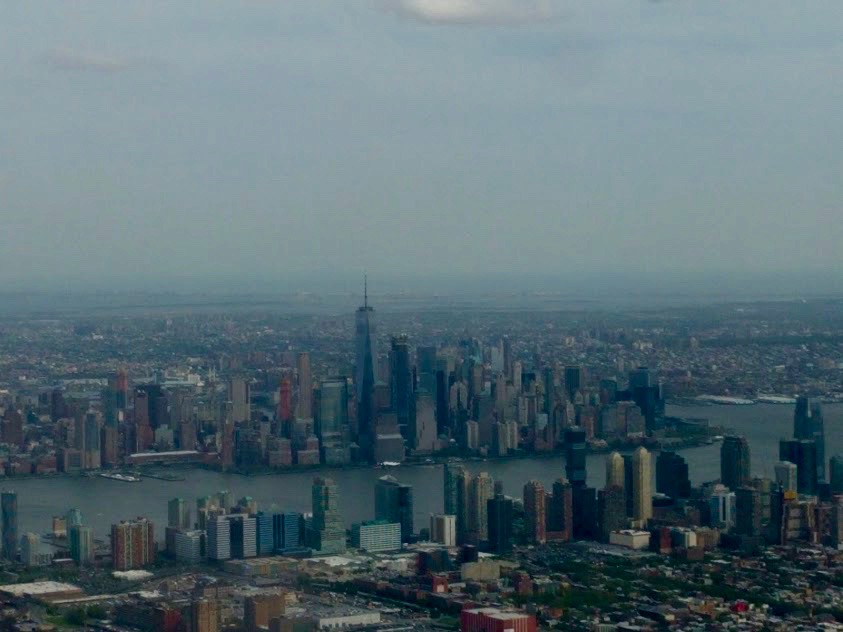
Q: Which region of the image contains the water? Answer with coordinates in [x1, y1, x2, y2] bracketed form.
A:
[5, 403, 842, 542]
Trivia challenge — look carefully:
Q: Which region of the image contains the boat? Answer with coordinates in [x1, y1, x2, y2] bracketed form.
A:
[98, 473, 142, 483]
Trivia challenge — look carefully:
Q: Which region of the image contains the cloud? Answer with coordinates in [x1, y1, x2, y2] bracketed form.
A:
[384, 0, 559, 25]
[43, 49, 131, 73]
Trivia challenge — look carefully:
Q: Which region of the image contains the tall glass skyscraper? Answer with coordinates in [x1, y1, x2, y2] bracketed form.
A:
[375, 475, 414, 543]
[311, 477, 346, 555]
[355, 278, 377, 461]
[794, 396, 825, 482]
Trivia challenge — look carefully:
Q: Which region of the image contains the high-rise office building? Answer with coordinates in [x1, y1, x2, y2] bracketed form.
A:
[735, 486, 762, 537]
[468, 473, 494, 544]
[317, 378, 348, 444]
[295, 353, 313, 420]
[721, 436, 751, 490]
[830, 455, 843, 495]
[564, 366, 583, 400]
[229, 377, 251, 424]
[255, 512, 274, 556]
[605, 452, 625, 490]
[207, 515, 231, 561]
[564, 427, 587, 487]
[572, 486, 598, 540]
[272, 512, 304, 552]
[355, 278, 378, 461]
[631, 447, 652, 524]
[1, 491, 18, 561]
[548, 479, 573, 542]
[69, 525, 94, 566]
[487, 494, 514, 554]
[111, 518, 155, 570]
[775, 461, 798, 494]
[444, 464, 470, 544]
[174, 530, 203, 564]
[390, 335, 413, 442]
[416, 346, 437, 394]
[794, 396, 825, 482]
[429, 514, 456, 546]
[351, 520, 401, 552]
[779, 439, 818, 495]
[168, 498, 191, 530]
[597, 485, 626, 542]
[311, 477, 346, 555]
[523, 481, 547, 545]
[228, 514, 257, 559]
[20, 532, 41, 567]
[656, 451, 691, 499]
[375, 475, 414, 543]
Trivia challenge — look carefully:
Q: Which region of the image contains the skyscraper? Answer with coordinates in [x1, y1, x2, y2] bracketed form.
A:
[375, 475, 414, 543]
[605, 452, 625, 489]
[656, 451, 691, 500]
[207, 515, 231, 561]
[229, 377, 251, 424]
[735, 486, 762, 537]
[631, 447, 652, 524]
[1, 491, 17, 561]
[430, 514, 456, 546]
[296, 353, 313, 420]
[721, 436, 751, 490]
[468, 473, 493, 544]
[564, 427, 587, 488]
[597, 485, 626, 542]
[355, 278, 377, 461]
[69, 525, 94, 566]
[444, 464, 470, 544]
[779, 439, 817, 495]
[390, 335, 413, 442]
[168, 497, 191, 530]
[548, 479, 573, 542]
[523, 481, 547, 545]
[794, 396, 825, 482]
[487, 494, 514, 554]
[317, 378, 349, 463]
[111, 518, 155, 570]
[311, 477, 346, 555]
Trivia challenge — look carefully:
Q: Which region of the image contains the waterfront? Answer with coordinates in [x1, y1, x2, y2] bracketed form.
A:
[4, 403, 841, 542]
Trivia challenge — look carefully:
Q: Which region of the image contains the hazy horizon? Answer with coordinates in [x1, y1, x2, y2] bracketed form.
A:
[2, 0, 842, 289]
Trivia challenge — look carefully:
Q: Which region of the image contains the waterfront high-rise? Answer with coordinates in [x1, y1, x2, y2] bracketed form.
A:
[444, 464, 470, 543]
[548, 478, 573, 542]
[523, 481, 547, 545]
[468, 472, 494, 544]
[355, 278, 378, 461]
[564, 427, 587, 487]
[597, 485, 627, 542]
[656, 451, 691, 500]
[207, 515, 231, 561]
[721, 436, 751, 490]
[375, 475, 414, 543]
[311, 477, 346, 555]
[168, 497, 191, 530]
[429, 514, 456, 546]
[487, 494, 514, 554]
[317, 377, 350, 464]
[69, 525, 94, 566]
[779, 439, 818, 495]
[605, 452, 625, 490]
[111, 518, 155, 570]
[794, 396, 825, 482]
[631, 447, 652, 524]
[1, 491, 18, 561]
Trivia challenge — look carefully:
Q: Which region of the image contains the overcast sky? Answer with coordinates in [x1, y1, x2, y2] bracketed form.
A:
[1, 0, 842, 293]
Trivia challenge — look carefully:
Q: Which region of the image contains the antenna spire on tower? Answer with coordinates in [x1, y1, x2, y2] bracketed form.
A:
[364, 273, 368, 309]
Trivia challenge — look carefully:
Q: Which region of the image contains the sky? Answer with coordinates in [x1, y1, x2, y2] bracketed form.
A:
[1, 0, 842, 294]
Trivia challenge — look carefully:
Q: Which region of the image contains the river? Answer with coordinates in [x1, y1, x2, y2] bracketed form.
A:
[5, 403, 842, 543]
